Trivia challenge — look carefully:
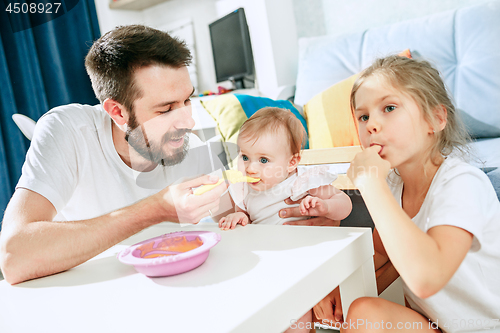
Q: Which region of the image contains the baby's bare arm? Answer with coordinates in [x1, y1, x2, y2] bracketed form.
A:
[218, 206, 250, 230]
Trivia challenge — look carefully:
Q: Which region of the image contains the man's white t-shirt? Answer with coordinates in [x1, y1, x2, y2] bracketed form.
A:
[17, 104, 223, 221]
[388, 157, 500, 332]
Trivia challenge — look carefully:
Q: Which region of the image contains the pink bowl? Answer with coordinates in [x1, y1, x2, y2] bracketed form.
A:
[117, 231, 221, 277]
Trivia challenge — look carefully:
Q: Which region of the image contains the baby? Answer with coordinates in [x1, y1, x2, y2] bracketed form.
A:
[219, 107, 352, 229]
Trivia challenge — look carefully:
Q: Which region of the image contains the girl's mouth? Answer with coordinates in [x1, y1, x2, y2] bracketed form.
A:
[370, 143, 383, 155]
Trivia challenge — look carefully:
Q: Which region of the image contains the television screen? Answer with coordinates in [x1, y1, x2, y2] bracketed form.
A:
[209, 8, 254, 89]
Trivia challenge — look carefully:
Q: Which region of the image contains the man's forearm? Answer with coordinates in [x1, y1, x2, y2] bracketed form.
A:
[0, 195, 165, 285]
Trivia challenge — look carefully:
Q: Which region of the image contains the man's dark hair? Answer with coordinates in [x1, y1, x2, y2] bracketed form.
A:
[85, 25, 192, 112]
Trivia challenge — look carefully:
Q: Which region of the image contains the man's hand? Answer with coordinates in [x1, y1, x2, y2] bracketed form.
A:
[313, 287, 343, 324]
[157, 174, 228, 224]
[279, 198, 341, 226]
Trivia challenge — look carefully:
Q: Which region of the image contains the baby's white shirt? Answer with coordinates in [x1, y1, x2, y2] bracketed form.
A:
[231, 166, 337, 225]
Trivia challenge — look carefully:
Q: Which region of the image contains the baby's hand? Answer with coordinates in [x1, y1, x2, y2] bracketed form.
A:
[300, 195, 329, 216]
[218, 212, 249, 230]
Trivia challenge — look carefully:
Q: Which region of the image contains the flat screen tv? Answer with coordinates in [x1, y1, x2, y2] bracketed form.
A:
[209, 8, 254, 89]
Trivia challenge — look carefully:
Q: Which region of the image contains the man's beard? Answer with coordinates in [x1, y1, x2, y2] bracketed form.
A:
[125, 113, 191, 166]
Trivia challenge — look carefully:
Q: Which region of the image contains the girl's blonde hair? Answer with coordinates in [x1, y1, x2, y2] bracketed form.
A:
[350, 55, 471, 164]
[239, 107, 306, 155]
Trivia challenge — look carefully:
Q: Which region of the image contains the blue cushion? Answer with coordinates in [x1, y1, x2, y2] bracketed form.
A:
[235, 94, 308, 147]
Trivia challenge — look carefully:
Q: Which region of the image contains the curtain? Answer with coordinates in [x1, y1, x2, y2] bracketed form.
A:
[0, 0, 100, 229]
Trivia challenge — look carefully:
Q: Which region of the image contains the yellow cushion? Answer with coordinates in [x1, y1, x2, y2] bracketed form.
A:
[304, 74, 361, 149]
[201, 94, 244, 167]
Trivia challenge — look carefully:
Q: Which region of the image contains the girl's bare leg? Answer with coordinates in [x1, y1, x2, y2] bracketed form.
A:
[345, 297, 440, 332]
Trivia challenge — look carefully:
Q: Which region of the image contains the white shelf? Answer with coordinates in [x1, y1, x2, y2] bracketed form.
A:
[109, 0, 169, 10]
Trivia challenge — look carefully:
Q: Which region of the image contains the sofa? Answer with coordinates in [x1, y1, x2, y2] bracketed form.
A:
[292, 1, 500, 203]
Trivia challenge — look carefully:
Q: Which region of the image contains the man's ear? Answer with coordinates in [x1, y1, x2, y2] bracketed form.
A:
[288, 153, 301, 172]
[433, 104, 448, 133]
[103, 98, 128, 126]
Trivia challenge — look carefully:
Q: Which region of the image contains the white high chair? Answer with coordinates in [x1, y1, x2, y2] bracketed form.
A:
[12, 114, 37, 141]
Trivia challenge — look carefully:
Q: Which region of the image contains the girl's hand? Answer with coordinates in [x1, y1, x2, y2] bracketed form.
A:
[218, 212, 249, 230]
[299, 196, 328, 216]
[347, 145, 391, 189]
[313, 287, 343, 325]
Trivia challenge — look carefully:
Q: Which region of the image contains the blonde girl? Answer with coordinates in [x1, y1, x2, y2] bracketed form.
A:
[346, 55, 500, 332]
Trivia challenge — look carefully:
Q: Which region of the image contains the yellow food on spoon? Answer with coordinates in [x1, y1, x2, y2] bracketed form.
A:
[222, 169, 260, 183]
[194, 170, 260, 195]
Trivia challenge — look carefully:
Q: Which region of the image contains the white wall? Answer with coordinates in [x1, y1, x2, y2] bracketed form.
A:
[94, 0, 495, 96]
[94, 0, 219, 93]
[259, 0, 298, 97]
[292, 0, 326, 38]
[216, 0, 298, 98]
[142, 0, 219, 93]
[294, 0, 495, 38]
[94, 0, 145, 34]
[94, 0, 297, 97]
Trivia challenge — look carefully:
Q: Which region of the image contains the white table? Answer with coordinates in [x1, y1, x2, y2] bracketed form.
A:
[0, 223, 376, 333]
